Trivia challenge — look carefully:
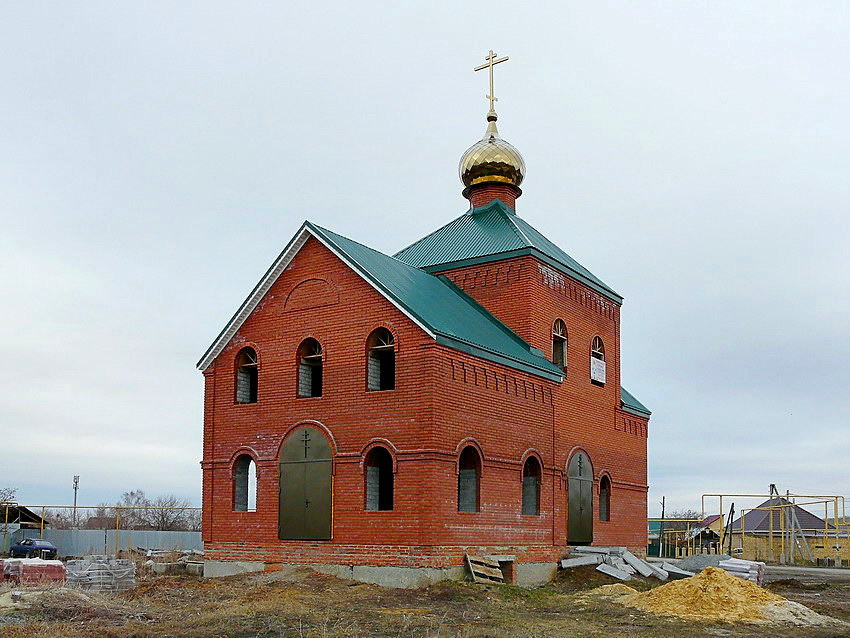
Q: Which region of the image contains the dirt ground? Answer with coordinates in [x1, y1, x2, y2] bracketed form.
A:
[1, 565, 849, 637]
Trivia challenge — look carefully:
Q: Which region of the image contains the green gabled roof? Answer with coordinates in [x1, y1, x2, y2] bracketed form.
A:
[394, 199, 622, 303]
[307, 222, 564, 382]
[621, 387, 651, 417]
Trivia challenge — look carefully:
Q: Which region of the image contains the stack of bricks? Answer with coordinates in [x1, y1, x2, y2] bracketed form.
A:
[2, 558, 66, 585]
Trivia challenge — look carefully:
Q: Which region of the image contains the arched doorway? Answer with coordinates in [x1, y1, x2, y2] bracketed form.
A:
[567, 451, 593, 545]
[279, 426, 332, 540]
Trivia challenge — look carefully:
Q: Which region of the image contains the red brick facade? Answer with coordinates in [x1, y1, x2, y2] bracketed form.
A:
[201, 205, 649, 569]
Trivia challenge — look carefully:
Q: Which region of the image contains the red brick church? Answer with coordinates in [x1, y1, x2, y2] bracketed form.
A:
[198, 56, 650, 585]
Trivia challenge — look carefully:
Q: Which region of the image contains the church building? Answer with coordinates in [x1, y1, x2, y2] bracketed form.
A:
[198, 52, 650, 585]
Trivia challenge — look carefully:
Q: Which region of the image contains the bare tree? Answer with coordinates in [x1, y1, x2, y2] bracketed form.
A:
[0, 487, 17, 503]
[116, 490, 151, 529]
[664, 509, 703, 531]
[143, 494, 193, 531]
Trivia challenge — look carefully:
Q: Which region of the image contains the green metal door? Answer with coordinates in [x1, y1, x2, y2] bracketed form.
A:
[567, 452, 593, 545]
[279, 427, 333, 540]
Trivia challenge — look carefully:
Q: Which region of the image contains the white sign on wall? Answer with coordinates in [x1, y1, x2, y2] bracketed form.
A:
[590, 358, 606, 384]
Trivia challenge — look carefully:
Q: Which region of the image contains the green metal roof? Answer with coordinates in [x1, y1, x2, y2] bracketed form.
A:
[621, 387, 651, 417]
[307, 222, 564, 382]
[394, 199, 622, 303]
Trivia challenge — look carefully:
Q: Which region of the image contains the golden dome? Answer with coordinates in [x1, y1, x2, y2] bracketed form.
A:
[459, 117, 525, 188]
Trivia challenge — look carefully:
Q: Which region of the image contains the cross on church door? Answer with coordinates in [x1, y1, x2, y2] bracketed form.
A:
[279, 427, 333, 540]
[567, 451, 594, 545]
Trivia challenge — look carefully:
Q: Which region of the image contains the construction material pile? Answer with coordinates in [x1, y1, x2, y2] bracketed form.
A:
[618, 567, 841, 626]
[718, 557, 765, 585]
[676, 553, 730, 572]
[2, 558, 66, 585]
[66, 556, 136, 592]
[561, 546, 668, 581]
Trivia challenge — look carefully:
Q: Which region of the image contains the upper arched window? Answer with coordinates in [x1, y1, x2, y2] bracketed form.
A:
[599, 475, 611, 522]
[297, 338, 323, 398]
[233, 454, 257, 512]
[364, 446, 394, 511]
[367, 328, 395, 392]
[521, 457, 541, 516]
[235, 347, 258, 404]
[552, 319, 567, 371]
[458, 446, 481, 513]
[590, 336, 606, 386]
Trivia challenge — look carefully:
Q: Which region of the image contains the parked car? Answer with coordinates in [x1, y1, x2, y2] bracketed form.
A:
[9, 538, 58, 559]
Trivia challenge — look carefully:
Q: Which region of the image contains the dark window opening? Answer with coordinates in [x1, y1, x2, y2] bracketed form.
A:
[522, 457, 541, 516]
[458, 446, 481, 513]
[552, 319, 567, 371]
[365, 446, 394, 511]
[233, 454, 257, 512]
[235, 347, 258, 404]
[600, 475, 611, 522]
[297, 338, 323, 397]
[367, 328, 395, 391]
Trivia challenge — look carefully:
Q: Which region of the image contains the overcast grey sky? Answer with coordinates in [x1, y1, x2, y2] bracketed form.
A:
[2, 1, 848, 517]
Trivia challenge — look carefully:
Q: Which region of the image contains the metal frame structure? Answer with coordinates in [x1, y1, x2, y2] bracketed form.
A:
[702, 492, 850, 565]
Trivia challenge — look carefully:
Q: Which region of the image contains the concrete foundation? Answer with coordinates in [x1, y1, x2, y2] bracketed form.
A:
[203, 560, 557, 588]
[203, 560, 265, 578]
[515, 562, 558, 586]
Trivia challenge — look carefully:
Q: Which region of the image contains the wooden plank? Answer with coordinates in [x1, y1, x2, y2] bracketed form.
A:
[465, 554, 504, 584]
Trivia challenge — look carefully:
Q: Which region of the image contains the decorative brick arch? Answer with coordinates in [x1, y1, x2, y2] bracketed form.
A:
[284, 278, 339, 312]
[362, 323, 400, 351]
[228, 446, 262, 477]
[454, 438, 485, 474]
[359, 439, 399, 474]
[520, 448, 545, 470]
[232, 342, 261, 367]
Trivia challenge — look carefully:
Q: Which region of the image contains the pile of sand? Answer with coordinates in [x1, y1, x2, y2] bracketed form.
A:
[615, 567, 841, 627]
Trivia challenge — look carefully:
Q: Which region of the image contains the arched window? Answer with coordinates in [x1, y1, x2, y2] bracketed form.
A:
[457, 446, 481, 513]
[297, 338, 323, 397]
[599, 475, 611, 522]
[590, 336, 606, 386]
[235, 347, 258, 404]
[552, 319, 567, 371]
[367, 328, 395, 391]
[364, 446, 394, 511]
[521, 457, 541, 516]
[233, 454, 257, 512]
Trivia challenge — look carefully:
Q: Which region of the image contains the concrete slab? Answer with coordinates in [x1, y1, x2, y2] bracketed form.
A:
[560, 555, 602, 569]
[596, 563, 632, 581]
[606, 557, 635, 574]
[203, 560, 265, 578]
[622, 551, 654, 578]
[661, 562, 695, 580]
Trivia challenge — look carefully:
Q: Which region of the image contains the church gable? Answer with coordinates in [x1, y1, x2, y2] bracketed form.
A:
[197, 221, 563, 382]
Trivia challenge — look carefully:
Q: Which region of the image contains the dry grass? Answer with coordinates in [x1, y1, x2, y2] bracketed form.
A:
[0, 566, 848, 637]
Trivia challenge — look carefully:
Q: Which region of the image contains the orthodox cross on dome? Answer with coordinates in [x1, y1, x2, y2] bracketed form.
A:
[474, 49, 509, 121]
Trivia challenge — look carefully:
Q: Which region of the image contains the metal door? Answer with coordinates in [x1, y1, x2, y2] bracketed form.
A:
[279, 427, 332, 540]
[567, 452, 593, 545]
